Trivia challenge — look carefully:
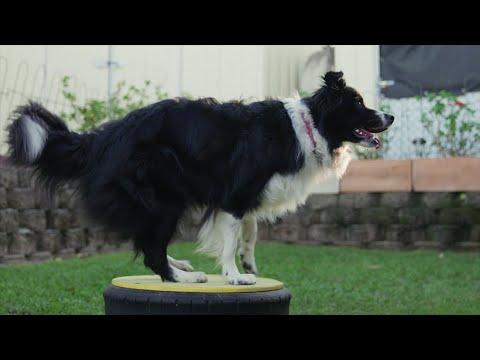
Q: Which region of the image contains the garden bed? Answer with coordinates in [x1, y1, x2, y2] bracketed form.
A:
[341, 157, 480, 192]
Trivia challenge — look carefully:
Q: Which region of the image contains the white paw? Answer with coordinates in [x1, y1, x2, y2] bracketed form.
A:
[188, 271, 208, 283]
[172, 270, 208, 283]
[227, 273, 256, 285]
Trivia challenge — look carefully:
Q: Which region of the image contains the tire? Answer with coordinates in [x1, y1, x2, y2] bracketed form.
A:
[103, 286, 291, 315]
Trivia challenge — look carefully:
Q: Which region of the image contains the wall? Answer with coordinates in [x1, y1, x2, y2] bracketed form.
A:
[0, 45, 354, 154]
[334, 45, 379, 109]
[0, 160, 133, 264]
[259, 192, 480, 250]
[259, 192, 480, 251]
[0, 46, 268, 148]
[263, 45, 324, 97]
[1, 161, 479, 265]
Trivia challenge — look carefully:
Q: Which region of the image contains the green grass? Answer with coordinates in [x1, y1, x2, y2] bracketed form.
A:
[1, 242, 479, 314]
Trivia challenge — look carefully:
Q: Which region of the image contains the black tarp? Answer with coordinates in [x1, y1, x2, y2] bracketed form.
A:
[380, 45, 480, 98]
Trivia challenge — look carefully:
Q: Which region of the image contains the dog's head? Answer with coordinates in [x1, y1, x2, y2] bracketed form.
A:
[307, 71, 394, 149]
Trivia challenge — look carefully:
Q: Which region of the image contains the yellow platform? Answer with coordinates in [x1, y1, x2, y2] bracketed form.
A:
[111, 275, 284, 293]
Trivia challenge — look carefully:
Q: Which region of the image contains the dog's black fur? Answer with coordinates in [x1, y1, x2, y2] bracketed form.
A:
[6, 71, 393, 282]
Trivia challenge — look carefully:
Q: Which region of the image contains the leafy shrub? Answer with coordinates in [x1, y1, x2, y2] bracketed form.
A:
[417, 90, 480, 157]
[60, 76, 169, 131]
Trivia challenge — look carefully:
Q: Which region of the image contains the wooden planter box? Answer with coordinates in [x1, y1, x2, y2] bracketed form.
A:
[412, 156, 480, 192]
[340, 159, 412, 192]
[340, 157, 480, 192]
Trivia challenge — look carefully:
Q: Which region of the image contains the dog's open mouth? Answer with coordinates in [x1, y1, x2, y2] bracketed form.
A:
[353, 128, 381, 149]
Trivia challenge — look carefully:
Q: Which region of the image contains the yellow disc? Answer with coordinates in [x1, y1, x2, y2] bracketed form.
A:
[111, 274, 284, 293]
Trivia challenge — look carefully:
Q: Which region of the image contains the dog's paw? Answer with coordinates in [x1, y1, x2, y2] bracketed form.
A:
[243, 262, 258, 275]
[172, 271, 208, 283]
[227, 273, 256, 285]
[241, 259, 258, 275]
[240, 254, 258, 275]
[189, 272, 208, 283]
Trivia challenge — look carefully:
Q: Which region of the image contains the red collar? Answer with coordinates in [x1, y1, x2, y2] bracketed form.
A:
[301, 112, 317, 149]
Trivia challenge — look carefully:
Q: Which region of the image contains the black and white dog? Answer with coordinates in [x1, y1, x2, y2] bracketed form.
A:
[6, 71, 393, 285]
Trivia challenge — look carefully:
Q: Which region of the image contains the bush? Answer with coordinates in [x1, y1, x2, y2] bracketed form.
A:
[417, 90, 480, 157]
[60, 76, 169, 131]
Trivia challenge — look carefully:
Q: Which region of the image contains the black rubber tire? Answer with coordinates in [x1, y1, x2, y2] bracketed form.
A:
[103, 286, 291, 315]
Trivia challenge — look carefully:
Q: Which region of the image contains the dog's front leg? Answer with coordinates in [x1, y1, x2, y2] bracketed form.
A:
[198, 211, 256, 285]
[220, 214, 256, 285]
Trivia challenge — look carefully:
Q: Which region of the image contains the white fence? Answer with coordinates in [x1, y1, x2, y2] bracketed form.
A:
[379, 91, 480, 159]
[0, 45, 329, 154]
[0, 55, 104, 153]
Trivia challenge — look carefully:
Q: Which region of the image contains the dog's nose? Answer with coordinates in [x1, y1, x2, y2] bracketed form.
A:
[384, 114, 394, 125]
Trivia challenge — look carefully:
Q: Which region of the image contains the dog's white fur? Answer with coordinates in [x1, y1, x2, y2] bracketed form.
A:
[22, 115, 47, 162]
[238, 215, 258, 274]
[170, 266, 208, 283]
[167, 255, 194, 272]
[253, 98, 350, 223]
[181, 97, 352, 284]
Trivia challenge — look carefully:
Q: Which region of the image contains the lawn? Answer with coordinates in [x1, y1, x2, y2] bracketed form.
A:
[1, 242, 479, 314]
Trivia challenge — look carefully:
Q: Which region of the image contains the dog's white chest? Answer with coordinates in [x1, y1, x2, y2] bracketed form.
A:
[252, 97, 352, 222]
[254, 159, 320, 221]
[253, 149, 350, 222]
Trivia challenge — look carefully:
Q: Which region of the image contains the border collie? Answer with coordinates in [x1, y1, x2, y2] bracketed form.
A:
[6, 71, 393, 285]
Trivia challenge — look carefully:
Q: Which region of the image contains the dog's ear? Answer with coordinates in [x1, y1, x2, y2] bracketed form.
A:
[323, 71, 346, 91]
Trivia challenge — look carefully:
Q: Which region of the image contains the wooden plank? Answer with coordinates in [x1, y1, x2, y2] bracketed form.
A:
[340, 159, 412, 192]
[413, 157, 480, 191]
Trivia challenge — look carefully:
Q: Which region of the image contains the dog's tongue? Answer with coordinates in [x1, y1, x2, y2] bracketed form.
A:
[355, 128, 381, 149]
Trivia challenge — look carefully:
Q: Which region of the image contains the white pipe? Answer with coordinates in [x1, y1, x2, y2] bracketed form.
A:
[178, 45, 184, 97]
[41, 45, 48, 103]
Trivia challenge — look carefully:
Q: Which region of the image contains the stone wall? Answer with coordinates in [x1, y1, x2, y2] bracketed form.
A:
[1, 161, 479, 265]
[0, 162, 131, 265]
[258, 192, 480, 250]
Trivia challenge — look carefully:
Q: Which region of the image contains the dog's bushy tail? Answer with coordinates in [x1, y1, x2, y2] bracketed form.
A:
[6, 101, 94, 196]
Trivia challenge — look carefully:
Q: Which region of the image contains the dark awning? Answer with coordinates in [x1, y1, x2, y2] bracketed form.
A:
[380, 45, 480, 98]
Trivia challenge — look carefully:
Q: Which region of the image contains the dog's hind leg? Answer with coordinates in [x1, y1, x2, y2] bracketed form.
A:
[167, 255, 194, 272]
[238, 215, 258, 275]
[169, 264, 207, 282]
[140, 207, 206, 283]
[165, 209, 195, 272]
[145, 245, 206, 282]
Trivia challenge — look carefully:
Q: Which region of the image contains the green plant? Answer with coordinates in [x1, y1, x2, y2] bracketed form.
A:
[298, 89, 312, 98]
[60, 76, 170, 131]
[417, 90, 480, 157]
